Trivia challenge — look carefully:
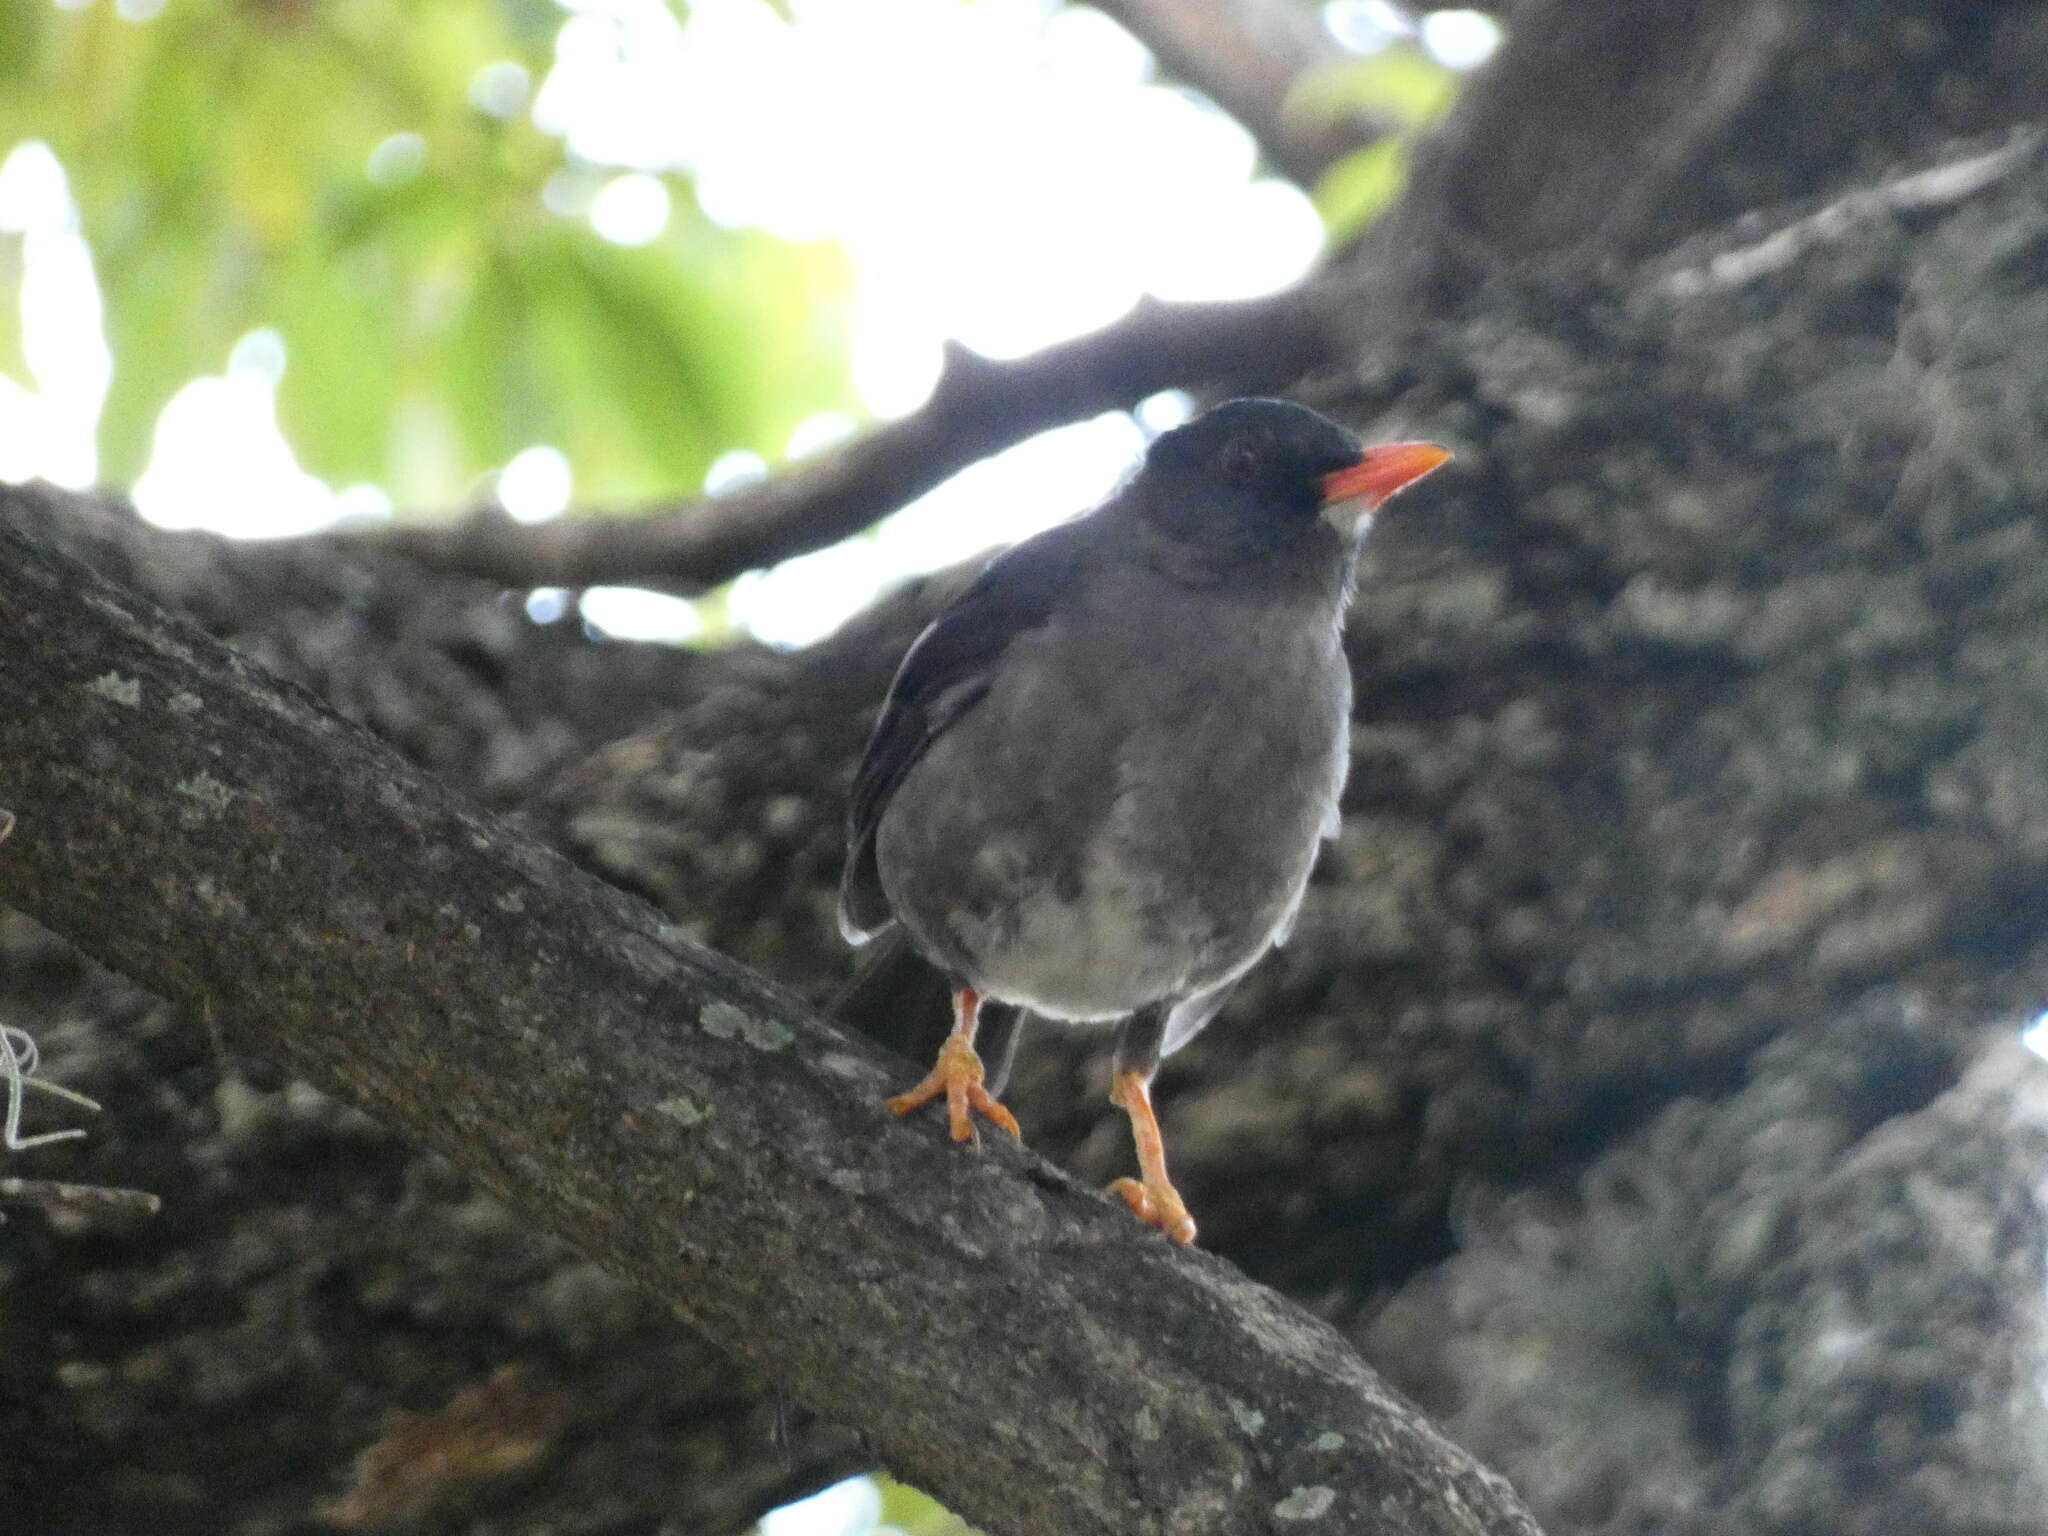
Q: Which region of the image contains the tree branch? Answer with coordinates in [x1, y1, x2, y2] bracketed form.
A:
[0, 1176, 161, 1225]
[346, 280, 1354, 595]
[0, 520, 1541, 1534]
[1656, 124, 2045, 296]
[325, 0, 2048, 606]
[1092, 0, 1399, 188]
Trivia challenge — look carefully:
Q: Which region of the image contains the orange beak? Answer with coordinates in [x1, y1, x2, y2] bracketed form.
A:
[1321, 442, 1452, 523]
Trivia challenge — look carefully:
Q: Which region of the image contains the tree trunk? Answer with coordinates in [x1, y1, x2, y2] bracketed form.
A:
[6, 4, 2048, 1532]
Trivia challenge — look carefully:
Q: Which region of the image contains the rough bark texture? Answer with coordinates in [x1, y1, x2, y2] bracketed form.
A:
[6, 3, 2048, 1533]
[1364, 0, 2048, 311]
[0, 522, 1542, 1536]
[0, 916, 861, 1533]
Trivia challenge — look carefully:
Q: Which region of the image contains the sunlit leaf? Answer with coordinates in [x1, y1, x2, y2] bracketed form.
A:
[442, 245, 551, 499]
[0, 0, 45, 89]
[93, 229, 229, 485]
[0, 0, 854, 505]
[494, 0, 565, 50]
[267, 243, 405, 488]
[1288, 48, 1457, 132]
[1314, 138, 1409, 243]
[551, 231, 736, 493]
[0, 235, 26, 386]
[874, 1476, 984, 1536]
[1290, 47, 1451, 244]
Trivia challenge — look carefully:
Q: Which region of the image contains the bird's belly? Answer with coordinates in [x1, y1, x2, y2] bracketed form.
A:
[953, 859, 1234, 1021]
[919, 823, 1318, 1020]
[877, 717, 1335, 1020]
[971, 928, 1178, 1021]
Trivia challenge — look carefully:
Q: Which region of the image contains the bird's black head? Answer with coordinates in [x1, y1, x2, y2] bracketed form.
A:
[1136, 399, 1368, 563]
[1133, 399, 1451, 574]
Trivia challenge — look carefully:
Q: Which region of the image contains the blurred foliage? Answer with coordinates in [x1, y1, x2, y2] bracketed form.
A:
[0, 0, 853, 505]
[1314, 136, 1409, 241]
[0, 230, 25, 383]
[746, 1474, 980, 1536]
[874, 1476, 982, 1535]
[1293, 44, 1455, 240]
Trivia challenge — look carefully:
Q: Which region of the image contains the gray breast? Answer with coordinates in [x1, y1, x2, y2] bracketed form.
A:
[874, 560, 1349, 1021]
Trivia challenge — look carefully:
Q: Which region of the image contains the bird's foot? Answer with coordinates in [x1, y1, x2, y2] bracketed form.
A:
[1108, 1175, 1197, 1246]
[887, 1033, 1021, 1143]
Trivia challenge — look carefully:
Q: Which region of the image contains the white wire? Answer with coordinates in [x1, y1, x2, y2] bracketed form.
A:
[2, 1022, 100, 1152]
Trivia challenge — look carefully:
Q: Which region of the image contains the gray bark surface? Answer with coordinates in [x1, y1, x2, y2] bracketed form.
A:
[0, 522, 1542, 1536]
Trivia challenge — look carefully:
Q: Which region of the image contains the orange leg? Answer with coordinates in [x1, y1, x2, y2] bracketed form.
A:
[886, 986, 1022, 1143]
[1107, 1069, 1196, 1245]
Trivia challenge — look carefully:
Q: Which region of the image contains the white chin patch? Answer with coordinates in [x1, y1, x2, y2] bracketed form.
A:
[1321, 497, 1378, 537]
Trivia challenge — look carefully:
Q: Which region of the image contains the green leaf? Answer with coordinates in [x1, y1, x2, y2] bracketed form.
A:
[3, 0, 855, 504]
[440, 244, 550, 500]
[493, 0, 565, 50]
[550, 232, 732, 493]
[1314, 138, 1409, 243]
[0, 234, 27, 387]
[268, 244, 405, 488]
[873, 1476, 984, 1536]
[0, 0, 46, 89]
[94, 229, 228, 485]
[1288, 48, 1457, 132]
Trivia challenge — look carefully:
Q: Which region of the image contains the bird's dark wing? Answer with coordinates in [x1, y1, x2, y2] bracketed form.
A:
[838, 517, 1091, 943]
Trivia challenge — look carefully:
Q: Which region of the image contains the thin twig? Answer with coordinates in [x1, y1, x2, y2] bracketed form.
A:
[345, 279, 1358, 594]
[0, 1177, 161, 1221]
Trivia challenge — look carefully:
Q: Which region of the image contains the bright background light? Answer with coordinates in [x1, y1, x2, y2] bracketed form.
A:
[1418, 8, 1501, 69]
[758, 1476, 885, 1536]
[0, 0, 1500, 651]
[2021, 1010, 2048, 1062]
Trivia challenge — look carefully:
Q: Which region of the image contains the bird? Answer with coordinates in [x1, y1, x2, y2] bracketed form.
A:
[838, 398, 1449, 1245]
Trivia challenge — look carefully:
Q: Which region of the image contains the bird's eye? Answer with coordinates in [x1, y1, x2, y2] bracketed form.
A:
[1220, 442, 1259, 483]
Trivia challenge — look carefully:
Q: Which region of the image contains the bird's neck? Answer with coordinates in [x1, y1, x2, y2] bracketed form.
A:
[1112, 506, 1358, 611]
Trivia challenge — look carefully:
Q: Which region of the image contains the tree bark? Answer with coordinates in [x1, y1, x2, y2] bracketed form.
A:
[0, 520, 1544, 1536]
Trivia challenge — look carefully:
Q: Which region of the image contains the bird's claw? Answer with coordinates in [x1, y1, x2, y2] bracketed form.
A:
[1108, 1175, 1197, 1245]
[887, 1033, 1021, 1143]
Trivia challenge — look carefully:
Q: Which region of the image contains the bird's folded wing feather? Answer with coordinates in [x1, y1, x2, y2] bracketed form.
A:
[838, 518, 1092, 942]
[1160, 979, 1238, 1058]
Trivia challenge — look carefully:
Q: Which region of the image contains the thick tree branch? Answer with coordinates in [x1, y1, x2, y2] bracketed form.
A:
[0, 520, 1541, 1535]
[348, 281, 1354, 595]
[1092, 0, 1399, 187]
